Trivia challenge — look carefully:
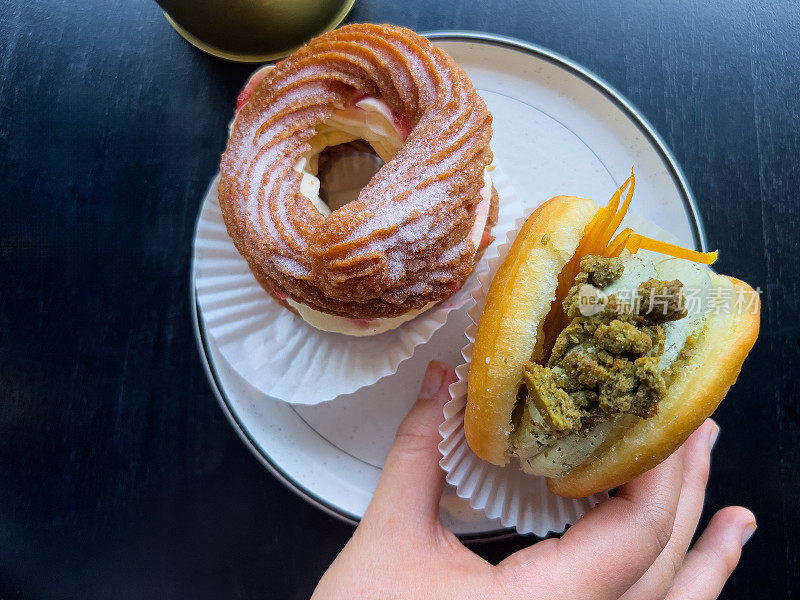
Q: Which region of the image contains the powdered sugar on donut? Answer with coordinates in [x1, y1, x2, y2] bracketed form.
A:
[218, 23, 498, 320]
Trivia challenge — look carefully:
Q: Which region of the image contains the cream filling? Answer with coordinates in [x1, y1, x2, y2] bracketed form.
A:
[286, 297, 437, 337]
[512, 252, 715, 477]
[294, 97, 406, 215]
[602, 253, 714, 368]
[287, 96, 494, 336]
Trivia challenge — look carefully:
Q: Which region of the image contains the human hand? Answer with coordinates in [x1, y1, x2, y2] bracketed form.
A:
[311, 361, 756, 600]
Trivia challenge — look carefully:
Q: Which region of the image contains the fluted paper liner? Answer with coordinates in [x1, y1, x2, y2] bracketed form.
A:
[438, 208, 678, 535]
[194, 162, 524, 405]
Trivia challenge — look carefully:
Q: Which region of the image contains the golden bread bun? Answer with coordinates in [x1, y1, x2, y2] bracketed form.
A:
[465, 196, 598, 465]
[465, 194, 760, 497]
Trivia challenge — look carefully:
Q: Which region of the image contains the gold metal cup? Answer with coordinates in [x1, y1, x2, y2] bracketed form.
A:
[158, 0, 357, 63]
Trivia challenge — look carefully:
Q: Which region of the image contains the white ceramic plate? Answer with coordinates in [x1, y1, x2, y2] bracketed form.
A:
[191, 32, 705, 539]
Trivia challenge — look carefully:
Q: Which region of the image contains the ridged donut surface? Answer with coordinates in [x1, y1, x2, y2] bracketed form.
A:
[218, 23, 497, 319]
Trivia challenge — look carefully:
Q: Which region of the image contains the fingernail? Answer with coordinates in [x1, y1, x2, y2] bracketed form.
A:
[742, 522, 757, 547]
[708, 421, 720, 450]
[419, 361, 445, 399]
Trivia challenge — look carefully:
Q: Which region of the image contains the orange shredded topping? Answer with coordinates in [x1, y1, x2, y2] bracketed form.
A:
[610, 233, 718, 263]
[539, 168, 717, 361]
[606, 227, 634, 257]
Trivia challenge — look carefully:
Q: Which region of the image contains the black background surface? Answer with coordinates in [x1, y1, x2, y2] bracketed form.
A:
[1, 1, 798, 598]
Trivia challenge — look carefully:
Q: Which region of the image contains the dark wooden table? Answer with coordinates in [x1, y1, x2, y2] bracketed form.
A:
[1, 0, 798, 598]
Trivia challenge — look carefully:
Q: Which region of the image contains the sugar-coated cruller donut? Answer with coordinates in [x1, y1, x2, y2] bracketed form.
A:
[218, 24, 498, 336]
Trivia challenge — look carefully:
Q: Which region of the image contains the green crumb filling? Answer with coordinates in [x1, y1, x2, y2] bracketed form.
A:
[522, 256, 687, 436]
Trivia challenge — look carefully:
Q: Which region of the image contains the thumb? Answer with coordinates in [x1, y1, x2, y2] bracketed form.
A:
[365, 361, 456, 529]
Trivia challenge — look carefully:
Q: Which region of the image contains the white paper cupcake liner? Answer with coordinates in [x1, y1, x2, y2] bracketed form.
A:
[438, 208, 677, 535]
[194, 163, 524, 405]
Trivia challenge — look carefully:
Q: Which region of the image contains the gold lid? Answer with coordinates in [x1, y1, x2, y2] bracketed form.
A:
[161, 0, 357, 63]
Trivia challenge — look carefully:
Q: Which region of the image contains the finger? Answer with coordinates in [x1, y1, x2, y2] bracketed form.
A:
[365, 361, 457, 529]
[620, 419, 719, 600]
[500, 444, 685, 600]
[666, 506, 756, 600]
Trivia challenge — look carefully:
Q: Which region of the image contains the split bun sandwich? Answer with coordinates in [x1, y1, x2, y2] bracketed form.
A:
[465, 172, 759, 498]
